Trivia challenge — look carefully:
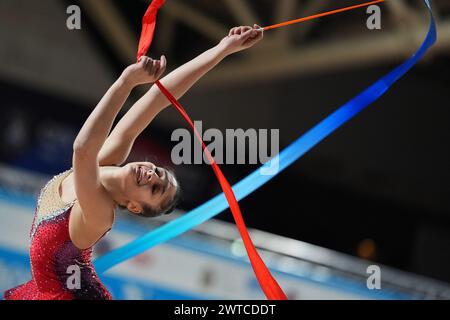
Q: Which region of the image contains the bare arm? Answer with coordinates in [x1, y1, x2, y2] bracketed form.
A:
[72, 57, 167, 224]
[98, 25, 264, 166]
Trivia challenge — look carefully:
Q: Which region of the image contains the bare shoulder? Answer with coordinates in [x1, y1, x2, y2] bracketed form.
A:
[69, 195, 115, 250]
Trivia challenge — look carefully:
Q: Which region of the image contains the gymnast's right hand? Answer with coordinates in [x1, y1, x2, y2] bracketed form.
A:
[121, 55, 167, 87]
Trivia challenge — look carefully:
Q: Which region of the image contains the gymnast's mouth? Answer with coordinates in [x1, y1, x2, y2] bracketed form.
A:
[135, 164, 158, 186]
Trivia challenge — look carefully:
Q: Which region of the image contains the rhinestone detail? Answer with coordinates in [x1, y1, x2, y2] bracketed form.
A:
[30, 169, 76, 241]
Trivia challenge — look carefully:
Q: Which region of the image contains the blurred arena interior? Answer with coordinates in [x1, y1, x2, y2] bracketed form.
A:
[0, 0, 450, 299]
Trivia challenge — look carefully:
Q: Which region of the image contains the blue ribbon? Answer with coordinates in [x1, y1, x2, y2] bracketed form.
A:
[95, 0, 437, 274]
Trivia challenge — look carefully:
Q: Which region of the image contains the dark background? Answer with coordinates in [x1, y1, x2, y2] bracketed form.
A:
[0, 0, 449, 284]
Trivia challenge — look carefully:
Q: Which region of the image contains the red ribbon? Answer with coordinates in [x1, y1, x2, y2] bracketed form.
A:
[137, 0, 166, 61]
[137, 0, 287, 300]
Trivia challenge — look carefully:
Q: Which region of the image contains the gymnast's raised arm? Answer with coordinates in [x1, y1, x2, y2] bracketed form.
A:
[72, 56, 167, 225]
[98, 25, 264, 167]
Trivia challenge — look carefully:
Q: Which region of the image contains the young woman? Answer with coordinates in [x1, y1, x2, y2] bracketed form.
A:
[4, 25, 263, 300]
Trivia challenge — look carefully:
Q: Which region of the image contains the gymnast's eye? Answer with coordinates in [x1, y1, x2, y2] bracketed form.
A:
[152, 184, 159, 195]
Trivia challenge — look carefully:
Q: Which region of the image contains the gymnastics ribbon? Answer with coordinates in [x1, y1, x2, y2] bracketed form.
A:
[136, 0, 165, 60]
[95, 0, 437, 297]
[141, 0, 287, 300]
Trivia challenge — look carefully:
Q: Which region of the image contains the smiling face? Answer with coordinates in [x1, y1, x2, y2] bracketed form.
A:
[120, 162, 179, 217]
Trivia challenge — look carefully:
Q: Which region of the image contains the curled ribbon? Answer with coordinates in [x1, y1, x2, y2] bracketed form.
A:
[95, 0, 437, 300]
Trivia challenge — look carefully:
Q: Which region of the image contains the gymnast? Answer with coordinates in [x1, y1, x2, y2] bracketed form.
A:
[4, 25, 263, 300]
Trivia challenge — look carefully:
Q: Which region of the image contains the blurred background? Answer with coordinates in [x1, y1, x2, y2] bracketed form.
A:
[0, 0, 450, 299]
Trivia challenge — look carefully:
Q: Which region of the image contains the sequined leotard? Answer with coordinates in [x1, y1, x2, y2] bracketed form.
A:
[4, 169, 112, 300]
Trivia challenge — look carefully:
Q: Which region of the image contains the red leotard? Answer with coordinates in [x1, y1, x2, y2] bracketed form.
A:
[4, 169, 112, 300]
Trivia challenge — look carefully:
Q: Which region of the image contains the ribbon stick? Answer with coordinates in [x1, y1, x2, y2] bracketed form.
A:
[95, 0, 437, 299]
[263, 0, 386, 31]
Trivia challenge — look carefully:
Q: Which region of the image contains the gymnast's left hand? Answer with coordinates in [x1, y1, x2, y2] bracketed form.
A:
[121, 55, 167, 87]
[220, 25, 264, 55]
